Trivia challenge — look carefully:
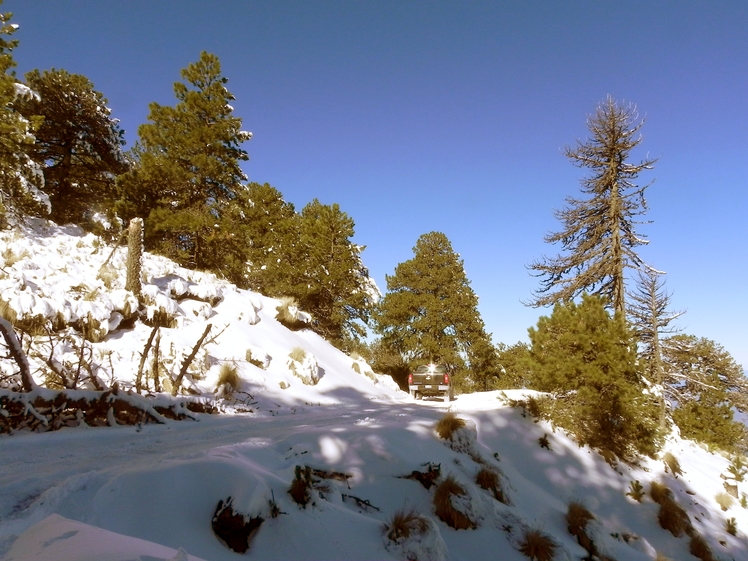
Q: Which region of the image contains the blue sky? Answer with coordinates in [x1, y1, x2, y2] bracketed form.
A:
[8, 1, 747, 368]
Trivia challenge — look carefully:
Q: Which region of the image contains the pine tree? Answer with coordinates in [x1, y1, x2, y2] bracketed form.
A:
[662, 334, 747, 450]
[282, 199, 378, 347]
[240, 182, 299, 293]
[528, 96, 656, 314]
[527, 294, 660, 460]
[374, 231, 496, 389]
[14, 69, 128, 227]
[0, 5, 49, 225]
[116, 52, 251, 270]
[626, 267, 684, 427]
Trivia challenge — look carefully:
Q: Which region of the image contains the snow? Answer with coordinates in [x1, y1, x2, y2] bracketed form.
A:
[0, 221, 747, 561]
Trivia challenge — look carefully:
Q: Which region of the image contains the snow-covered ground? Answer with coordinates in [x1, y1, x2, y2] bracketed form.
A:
[0, 222, 746, 561]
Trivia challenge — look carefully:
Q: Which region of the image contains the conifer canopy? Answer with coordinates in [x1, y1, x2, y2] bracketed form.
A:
[16, 68, 128, 227]
[0, 5, 49, 224]
[374, 231, 498, 389]
[116, 51, 251, 270]
[529, 96, 656, 314]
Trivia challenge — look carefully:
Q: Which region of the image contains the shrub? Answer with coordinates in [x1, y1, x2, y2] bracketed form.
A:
[741, 494, 747, 509]
[435, 412, 466, 440]
[383, 508, 429, 541]
[662, 452, 682, 477]
[715, 491, 735, 511]
[518, 528, 557, 561]
[538, 434, 551, 450]
[475, 467, 508, 504]
[288, 347, 307, 363]
[688, 534, 715, 561]
[626, 480, 645, 502]
[433, 475, 475, 530]
[216, 363, 241, 393]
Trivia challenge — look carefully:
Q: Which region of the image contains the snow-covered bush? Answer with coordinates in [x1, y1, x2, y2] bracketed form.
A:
[287, 348, 320, 385]
[382, 509, 447, 561]
[275, 297, 311, 330]
[432, 475, 478, 530]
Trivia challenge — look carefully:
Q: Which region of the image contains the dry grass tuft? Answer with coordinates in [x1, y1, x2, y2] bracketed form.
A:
[688, 533, 716, 561]
[383, 508, 429, 542]
[655, 553, 674, 561]
[288, 346, 307, 363]
[726, 517, 738, 536]
[275, 297, 309, 330]
[433, 475, 475, 530]
[658, 497, 691, 538]
[518, 528, 557, 561]
[715, 491, 735, 511]
[435, 412, 466, 440]
[475, 467, 508, 504]
[650, 481, 673, 505]
[566, 501, 594, 536]
[662, 452, 682, 477]
[216, 363, 241, 392]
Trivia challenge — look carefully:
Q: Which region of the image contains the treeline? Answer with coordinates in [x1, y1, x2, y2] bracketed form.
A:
[1, 4, 745, 458]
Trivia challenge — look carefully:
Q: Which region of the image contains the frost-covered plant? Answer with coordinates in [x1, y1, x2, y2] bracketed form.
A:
[435, 412, 465, 440]
[662, 452, 682, 477]
[627, 480, 645, 502]
[518, 528, 557, 561]
[433, 475, 476, 530]
[715, 491, 735, 511]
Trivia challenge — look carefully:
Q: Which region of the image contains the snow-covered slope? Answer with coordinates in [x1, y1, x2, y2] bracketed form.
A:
[0, 222, 746, 561]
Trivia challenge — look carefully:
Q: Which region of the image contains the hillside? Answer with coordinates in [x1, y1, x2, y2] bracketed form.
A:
[0, 221, 746, 561]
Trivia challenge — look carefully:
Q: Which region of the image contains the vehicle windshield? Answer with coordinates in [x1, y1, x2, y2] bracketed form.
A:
[415, 364, 446, 373]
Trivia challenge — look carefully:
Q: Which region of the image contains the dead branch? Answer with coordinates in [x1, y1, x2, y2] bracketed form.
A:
[171, 323, 212, 396]
[136, 326, 159, 394]
[0, 317, 35, 392]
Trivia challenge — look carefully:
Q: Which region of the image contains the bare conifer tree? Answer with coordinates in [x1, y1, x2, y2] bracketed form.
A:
[125, 217, 143, 300]
[627, 267, 684, 427]
[528, 96, 657, 314]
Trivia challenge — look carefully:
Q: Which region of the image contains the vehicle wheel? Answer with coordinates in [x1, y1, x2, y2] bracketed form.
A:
[416, 392, 423, 400]
[444, 392, 451, 403]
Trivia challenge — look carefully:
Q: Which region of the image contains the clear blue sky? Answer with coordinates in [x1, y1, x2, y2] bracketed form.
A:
[8, 1, 747, 369]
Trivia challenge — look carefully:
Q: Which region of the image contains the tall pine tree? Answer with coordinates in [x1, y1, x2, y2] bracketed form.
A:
[117, 52, 251, 270]
[626, 267, 684, 427]
[16, 68, 128, 227]
[374, 231, 497, 389]
[528, 96, 656, 314]
[284, 199, 378, 347]
[0, 5, 49, 225]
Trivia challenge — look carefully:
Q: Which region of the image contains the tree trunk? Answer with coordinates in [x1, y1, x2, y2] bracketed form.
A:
[125, 218, 143, 300]
[0, 317, 36, 392]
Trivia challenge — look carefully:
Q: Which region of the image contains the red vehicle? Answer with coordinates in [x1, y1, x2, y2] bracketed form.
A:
[407, 363, 454, 402]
